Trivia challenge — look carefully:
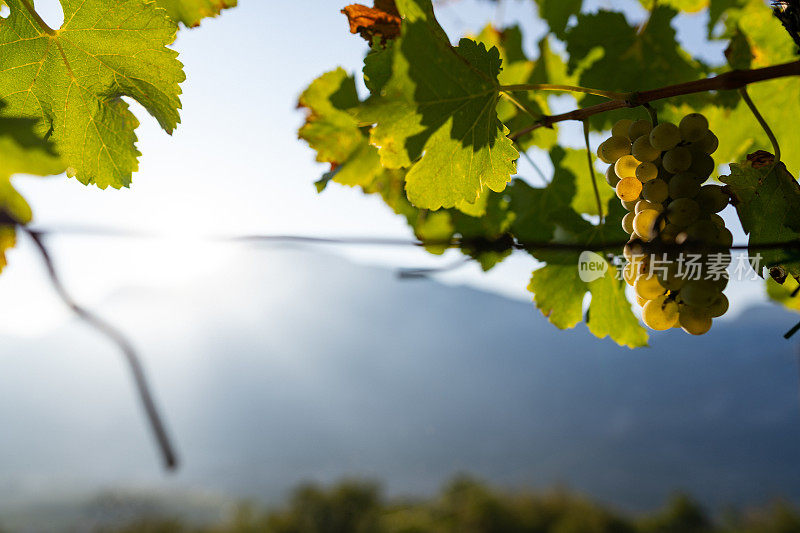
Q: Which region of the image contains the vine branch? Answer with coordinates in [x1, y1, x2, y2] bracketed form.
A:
[23, 228, 179, 471]
[509, 60, 800, 139]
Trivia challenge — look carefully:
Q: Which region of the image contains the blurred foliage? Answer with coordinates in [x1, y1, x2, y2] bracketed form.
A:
[97, 477, 800, 533]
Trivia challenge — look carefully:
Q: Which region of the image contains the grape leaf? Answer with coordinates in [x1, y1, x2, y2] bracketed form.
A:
[0, 102, 64, 273]
[360, 0, 518, 210]
[298, 68, 382, 189]
[639, 0, 708, 12]
[766, 275, 800, 312]
[342, 0, 401, 45]
[528, 262, 648, 348]
[0, 0, 185, 189]
[473, 27, 558, 152]
[700, 0, 800, 179]
[155, 0, 237, 28]
[565, 7, 705, 129]
[534, 0, 582, 39]
[721, 154, 800, 276]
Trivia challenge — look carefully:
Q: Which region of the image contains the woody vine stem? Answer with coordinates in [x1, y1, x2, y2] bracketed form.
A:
[506, 59, 800, 139]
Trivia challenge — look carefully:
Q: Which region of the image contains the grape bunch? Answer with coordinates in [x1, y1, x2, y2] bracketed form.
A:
[597, 114, 732, 335]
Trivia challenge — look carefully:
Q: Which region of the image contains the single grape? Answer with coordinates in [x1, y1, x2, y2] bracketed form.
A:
[686, 219, 719, 243]
[635, 274, 666, 300]
[634, 209, 661, 241]
[679, 113, 709, 142]
[716, 227, 734, 247]
[688, 153, 715, 178]
[621, 199, 638, 211]
[649, 122, 681, 151]
[636, 162, 659, 182]
[668, 172, 701, 199]
[635, 199, 664, 214]
[616, 177, 643, 202]
[713, 273, 729, 291]
[679, 280, 721, 308]
[707, 293, 729, 318]
[612, 118, 634, 139]
[605, 165, 621, 187]
[623, 261, 638, 286]
[622, 212, 635, 234]
[696, 130, 719, 154]
[642, 179, 668, 203]
[599, 136, 632, 163]
[659, 223, 684, 245]
[662, 146, 692, 174]
[628, 119, 653, 141]
[631, 136, 661, 162]
[615, 154, 641, 179]
[643, 296, 680, 330]
[709, 213, 725, 230]
[656, 260, 686, 291]
[679, 306, 713, 335]
[667, 198, 700, 227]
[696, 185, 729, 213]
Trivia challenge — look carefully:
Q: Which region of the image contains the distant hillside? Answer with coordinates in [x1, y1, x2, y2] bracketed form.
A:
[0, 249, 798, 531]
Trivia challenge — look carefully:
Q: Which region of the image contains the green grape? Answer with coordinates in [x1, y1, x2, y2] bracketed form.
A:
[707, 293, 729, 318]
[656, 260, 686, 291]
[634, 209, 661, 241]
[623, 261, 639, 286]
[659, 223, 684, 245]
[668, 172, 701, 199]
[667, 198, 700, 227]
[635, 162, 659, 182]
[643, 296, 680, 330]
[616, 177, 642, 202]
[635, 274, 666, 300]
[649, 122, 681, 151]
[709, 213, 725, 230]
[615, 154, 641, 178]
[605, 165, 621, 187]
[679, 113, 709, 142]
[716, 227, 734, 247]
[662, 146, 692, 174]
[621, 198, 638, 211]
[679, 306, 713, 335]
[628, 119, 653, 141]
[713, 273, 729, 291]
[679, 280, 721, 308]
[642, 179, 668, 203]
[696, 130, 719, 154]
[696, 185, 729, 213]
[688, 153, 715, 178]
[612, 118, 634, 139]
[631, 136, 661, 162]
[599, 136, 632, 163]
[686, 219, 719, 243]
[622, 212, 635, 234]
[635, 199, 664, 214]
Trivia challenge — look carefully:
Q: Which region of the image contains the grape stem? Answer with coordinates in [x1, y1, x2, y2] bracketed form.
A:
[582, 120, 604, 225]
[739, 87, 781, 163]
[509, 59, 800, 140]
[499, 84, 629, 100]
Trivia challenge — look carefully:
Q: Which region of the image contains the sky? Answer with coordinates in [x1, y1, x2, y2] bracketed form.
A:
[0, 0, 769, 337]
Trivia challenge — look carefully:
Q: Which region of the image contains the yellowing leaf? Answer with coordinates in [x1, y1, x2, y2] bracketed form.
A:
[155, 0, 237, 28]
[0, 0, 185, 189]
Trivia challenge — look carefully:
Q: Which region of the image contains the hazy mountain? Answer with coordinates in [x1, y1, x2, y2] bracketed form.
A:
[0, 249, 799, 530]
